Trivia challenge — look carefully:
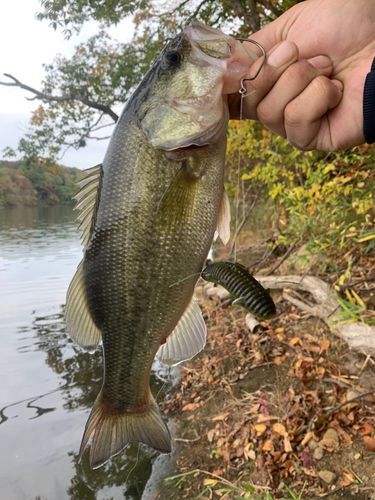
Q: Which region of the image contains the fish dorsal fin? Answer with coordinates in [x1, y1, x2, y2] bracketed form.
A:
[74, 164, 103, 250]
[65, 261, 101, 353]
[156, 297, 206, 366]
[214, 188, 231, 245]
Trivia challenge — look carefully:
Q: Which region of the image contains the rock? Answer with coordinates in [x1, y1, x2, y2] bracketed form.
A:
[319, 428, 339, 451]
[313, 447, 324, 460]
[308, 439, 318, 451]
[323, 428, 339, 442]
[277, 481, 285, 492]
[318, 470, 335, 484]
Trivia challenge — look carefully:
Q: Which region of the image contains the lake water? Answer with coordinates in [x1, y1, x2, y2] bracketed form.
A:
[0, 206, 173, 500]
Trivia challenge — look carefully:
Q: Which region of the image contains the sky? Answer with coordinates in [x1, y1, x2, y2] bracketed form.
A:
[0, 0, 134, 169]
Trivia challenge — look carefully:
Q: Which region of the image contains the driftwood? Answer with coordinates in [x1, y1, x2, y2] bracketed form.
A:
[204, 275, 375, 354]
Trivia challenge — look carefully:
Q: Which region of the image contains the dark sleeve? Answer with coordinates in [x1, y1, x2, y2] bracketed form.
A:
[363, 57, 375, 144]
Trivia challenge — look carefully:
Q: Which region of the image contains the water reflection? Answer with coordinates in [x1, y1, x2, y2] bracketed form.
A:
[0, 206, 172, 500]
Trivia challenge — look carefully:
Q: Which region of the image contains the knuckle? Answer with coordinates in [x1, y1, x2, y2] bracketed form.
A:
[284, 100, 303, 128]
[256, 99, 279, 125]
[285, 60, 312, 82]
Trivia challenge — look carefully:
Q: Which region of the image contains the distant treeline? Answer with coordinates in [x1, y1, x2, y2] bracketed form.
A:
[0, 160, 86, 207]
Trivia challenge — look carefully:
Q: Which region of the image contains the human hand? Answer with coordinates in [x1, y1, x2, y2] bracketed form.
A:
[228, 0, 375, 151]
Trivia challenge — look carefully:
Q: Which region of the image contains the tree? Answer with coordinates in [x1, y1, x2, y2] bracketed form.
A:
[1, 0, 300, 163]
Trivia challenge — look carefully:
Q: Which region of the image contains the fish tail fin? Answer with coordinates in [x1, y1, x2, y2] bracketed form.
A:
[78, 391, 171, 469]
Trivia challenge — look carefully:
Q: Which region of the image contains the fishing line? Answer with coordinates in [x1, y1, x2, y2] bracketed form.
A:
[126, 443, 140, 482]
[233, 38, 266, 264]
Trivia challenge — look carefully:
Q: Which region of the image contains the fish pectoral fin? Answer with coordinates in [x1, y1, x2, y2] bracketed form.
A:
[79, 392, 171, 469]
[156, 297, 206, 366]
[74, 163, 103, 249]
[156, 162, 200, 228]
[65, 260, 101, 353]
[215, 188, 231, 245]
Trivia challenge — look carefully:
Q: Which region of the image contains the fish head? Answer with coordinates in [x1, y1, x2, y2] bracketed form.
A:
[141, 20, 258, 151]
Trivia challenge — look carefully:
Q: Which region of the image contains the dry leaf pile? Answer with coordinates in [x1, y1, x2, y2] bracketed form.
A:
[161, 286, 375, 499]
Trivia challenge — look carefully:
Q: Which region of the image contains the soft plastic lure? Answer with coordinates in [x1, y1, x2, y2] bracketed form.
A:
[201, 262, 276, 319]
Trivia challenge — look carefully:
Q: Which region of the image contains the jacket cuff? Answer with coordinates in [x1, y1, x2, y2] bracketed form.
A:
[363, 57, 375, 144]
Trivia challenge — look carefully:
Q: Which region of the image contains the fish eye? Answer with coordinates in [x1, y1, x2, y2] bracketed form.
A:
[165, 51, 182, 66]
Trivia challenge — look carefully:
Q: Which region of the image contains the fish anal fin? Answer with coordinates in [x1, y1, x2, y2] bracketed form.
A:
[156, 162, 200, 228]
[156, 297, 206, 366]
[79, 392, 171, 469]
[65, 261, 101, 353]
[215, 188, 231, 245]
[74, 164, 103, 250]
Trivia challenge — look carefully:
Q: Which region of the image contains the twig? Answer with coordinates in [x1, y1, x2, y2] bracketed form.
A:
[0, 73, 119, 122]
[324, 378, 362, 394]
[266, 240, 299, 276]
[229, 191, 260, 255]
[299, 258, 320, 282]
[173, 436, 201, 443]
[324, 388, 375, 419]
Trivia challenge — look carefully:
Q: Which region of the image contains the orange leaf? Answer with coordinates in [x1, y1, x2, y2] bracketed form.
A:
[320, 339, 330, 351]
[363, 436, 375, 452]
[212, 413, 229, 422]
[254, 424, 267, 435]
[182, 403, 199, 412]
[289, 337, 301, 345]
[357, 423, 375, 436]
[262, 439, 273, 451]
[340, 469, 356, 486]
[274, 355, 286, 366]
[273, 423, 286, 436]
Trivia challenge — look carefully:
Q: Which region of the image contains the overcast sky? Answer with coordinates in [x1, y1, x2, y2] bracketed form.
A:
[0, 0, 134, 169]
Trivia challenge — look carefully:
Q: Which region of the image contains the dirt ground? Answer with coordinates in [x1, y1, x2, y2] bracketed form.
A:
[153, 242, 375, 500]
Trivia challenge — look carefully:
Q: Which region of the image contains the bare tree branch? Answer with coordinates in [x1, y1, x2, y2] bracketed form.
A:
[0, 73, 120, 123]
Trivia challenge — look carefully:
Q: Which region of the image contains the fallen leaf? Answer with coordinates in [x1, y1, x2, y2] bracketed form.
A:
[207, 429, 215, 443]
[283, 434, 292, 453]
[182, 403, 200, 412]
[262, 439, 273, 451]
[363, 436, 375, 452]
[320, 339, 330, 351]
[318, 438, 339, 452]
[212, 413, 229, 422]
[254, 424, 267, 435]
[357, 423, 375, 436]
[289, 337, 301, 345]
[340, 469, 356, 486]
[203, 479, 217, 486]
[300, 431, 314, 447]
[273, 423, 286, 436]
[274, 356, 286, 366]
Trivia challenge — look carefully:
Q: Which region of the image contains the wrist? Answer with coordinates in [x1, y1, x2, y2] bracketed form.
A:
[363, 56, 375, 144]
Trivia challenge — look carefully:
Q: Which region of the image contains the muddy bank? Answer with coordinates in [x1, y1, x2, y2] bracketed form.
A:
[153, 244, 375, 500]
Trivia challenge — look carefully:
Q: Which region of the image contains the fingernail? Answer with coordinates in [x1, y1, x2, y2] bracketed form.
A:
[332, 79, 344, 92]
[268, 41, 296, 68]
[307, 55, 332, 69]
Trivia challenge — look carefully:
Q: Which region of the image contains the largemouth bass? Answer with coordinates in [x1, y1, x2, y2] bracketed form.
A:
[65, 20, 257, 469]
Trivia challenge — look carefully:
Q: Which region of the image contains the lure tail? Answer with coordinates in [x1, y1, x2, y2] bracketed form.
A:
[79, 391, 171, 469]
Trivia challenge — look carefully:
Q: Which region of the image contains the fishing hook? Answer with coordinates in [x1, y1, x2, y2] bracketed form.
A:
[235, 38, 266, 95]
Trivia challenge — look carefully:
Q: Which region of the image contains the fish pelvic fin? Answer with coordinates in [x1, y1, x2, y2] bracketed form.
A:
[215, 188, 231, 245]
[156, 296, 206, 366]
[79, 392, 171, 469]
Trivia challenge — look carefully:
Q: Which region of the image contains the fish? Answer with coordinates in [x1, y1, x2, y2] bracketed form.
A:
[65, 20, 258, 469]
[202, 262, 276, 319]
